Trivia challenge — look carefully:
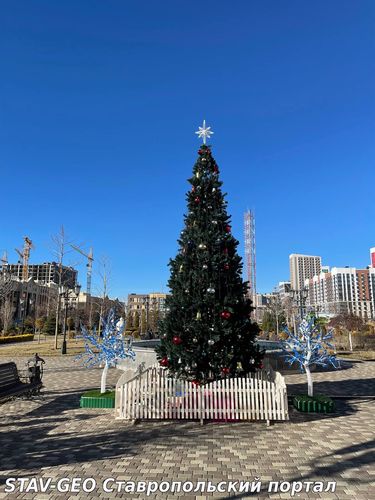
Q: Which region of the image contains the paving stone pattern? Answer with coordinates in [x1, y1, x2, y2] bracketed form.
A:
[0, 356, 374, 499]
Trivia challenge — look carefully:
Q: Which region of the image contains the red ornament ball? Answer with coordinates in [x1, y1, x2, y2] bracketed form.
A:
[192, 380, 200, 386]
[225, 224, 231, 233]
[198, 149, 203, 155]
[213, 165, 219, 173]
[194, 196, 200, 204]
[191, 186, 195, 192]
[223, 248, 229, 254]
[172, 336, 182, 345]
[221, 367, 230, 375]
[160, 357, 169, 367]
[223, 263, 230, 271]
[259, 362, 264, 369]
[220, 310, 231, 320]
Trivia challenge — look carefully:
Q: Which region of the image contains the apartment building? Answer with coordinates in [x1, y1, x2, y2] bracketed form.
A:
[306, 267, 374, 320]
[0, 275, 58, 326]
[276, 281, 291, 297]
[127, 293, 168, 315]
[4, 262, 77, 288]
[289, 254, 321, 291]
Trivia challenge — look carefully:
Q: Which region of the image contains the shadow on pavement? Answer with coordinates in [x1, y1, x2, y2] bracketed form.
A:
[222, 438, 375, 499]
[0, 418, 194, 482]
[287, 378, 375, 397]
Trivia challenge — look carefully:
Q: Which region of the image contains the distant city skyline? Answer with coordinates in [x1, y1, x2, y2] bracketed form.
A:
[3, 245, 374, 300]
[1, 1, 374, 298]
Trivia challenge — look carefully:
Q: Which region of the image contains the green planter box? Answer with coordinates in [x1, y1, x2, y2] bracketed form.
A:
[80, 390, 115, 409]
[293, 395, 334, 413]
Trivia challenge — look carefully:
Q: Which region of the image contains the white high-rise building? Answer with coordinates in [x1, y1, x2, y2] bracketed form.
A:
[306, 266, 375, 320]
[289, 254, 322, 291]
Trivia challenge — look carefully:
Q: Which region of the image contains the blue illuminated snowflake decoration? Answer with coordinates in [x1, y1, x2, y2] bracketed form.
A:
[281, 317, 340, 396]
[77, 309, 135, 367]
[76, 308, 135, 392]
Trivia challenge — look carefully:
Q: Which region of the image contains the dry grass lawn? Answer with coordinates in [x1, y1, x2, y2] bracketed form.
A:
[0, 335, 89, 357]
[338, 350, 375, 361]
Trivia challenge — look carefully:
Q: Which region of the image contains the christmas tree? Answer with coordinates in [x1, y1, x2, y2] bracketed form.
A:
[156, 122, 263, 383]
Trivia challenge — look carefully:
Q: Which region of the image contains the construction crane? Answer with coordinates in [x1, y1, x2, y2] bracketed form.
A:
[15, 237, 34, 281]
[70, 245, 94, 296]
[244, 210, 256, 306]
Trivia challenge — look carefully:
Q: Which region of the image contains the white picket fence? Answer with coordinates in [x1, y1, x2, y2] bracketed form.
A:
[115, 364, 289, 424]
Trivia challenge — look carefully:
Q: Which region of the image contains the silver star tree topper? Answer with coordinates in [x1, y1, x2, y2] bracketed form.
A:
[195, 120, 214, 144]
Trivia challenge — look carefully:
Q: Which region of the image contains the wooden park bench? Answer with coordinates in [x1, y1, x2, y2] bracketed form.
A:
[0, 362, 42, 402]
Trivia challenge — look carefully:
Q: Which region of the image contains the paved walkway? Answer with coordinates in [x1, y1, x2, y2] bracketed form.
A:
[0, 356, 374, 499]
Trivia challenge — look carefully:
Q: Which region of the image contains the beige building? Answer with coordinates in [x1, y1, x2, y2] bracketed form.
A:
[289, 254, 322, 291]
[127, 292, 168, 315]
[126, 293, 168, 333]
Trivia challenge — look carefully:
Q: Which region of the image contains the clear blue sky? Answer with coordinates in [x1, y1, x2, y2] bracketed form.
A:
[1, 1, 374, 299]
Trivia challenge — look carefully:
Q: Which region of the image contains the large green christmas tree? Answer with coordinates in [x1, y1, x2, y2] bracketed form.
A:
[156, 133, 262, 383]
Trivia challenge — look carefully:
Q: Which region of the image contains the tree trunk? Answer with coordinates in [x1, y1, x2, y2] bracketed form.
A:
[54, 296, 60, 349]
[276, 314, 279, 337]
[101, 361, 109, 393]
[293, 314, 297, 335]
[348, 331, 353, 352]
[98, 303, 103, 338]
[305, 363, 313, 397]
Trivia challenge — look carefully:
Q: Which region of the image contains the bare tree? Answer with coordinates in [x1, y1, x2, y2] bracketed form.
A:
[0, 296, 14, 333]
[329, 313, 365, 352]
[282, 295, 298, 332]
[50, 226, 71, 349]
[96, 256, 111, 336]
[0, 269, 14, 303]
[265, 294, 285, 336]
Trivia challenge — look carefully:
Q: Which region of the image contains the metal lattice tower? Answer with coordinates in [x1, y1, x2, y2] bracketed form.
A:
[244, 210, 256, 302]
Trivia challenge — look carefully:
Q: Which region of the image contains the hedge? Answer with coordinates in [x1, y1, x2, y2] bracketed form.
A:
[0, 334, 35, 344]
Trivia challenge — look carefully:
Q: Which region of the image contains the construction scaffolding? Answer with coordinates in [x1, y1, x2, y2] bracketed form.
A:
[244, 210, 256, 306]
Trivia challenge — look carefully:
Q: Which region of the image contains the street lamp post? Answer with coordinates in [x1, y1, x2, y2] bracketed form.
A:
[60, 284, 81, 355]
[290, 288, 309, 325]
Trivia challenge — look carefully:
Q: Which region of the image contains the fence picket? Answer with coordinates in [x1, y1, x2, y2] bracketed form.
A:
[234, 378, 238, 420]
[241, 378, 245, 420]
[128, 381, 132, 420]
[153, 369, 156, 419]
[163, 370, 167, 418]
[184, 380, 187, 419]
[129, 380, 133, 420]
[246, 376, 251, 420]
[262, 375, 268, 421]
[235, 378, 240, 420]
[154, 369, 158, 419]
[218, 381, 222, 420]
[208, 385, 212, 420]
[267, 379, 273, 421]
[223, 378, 228, 420]
[139, 371, 143, 419]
